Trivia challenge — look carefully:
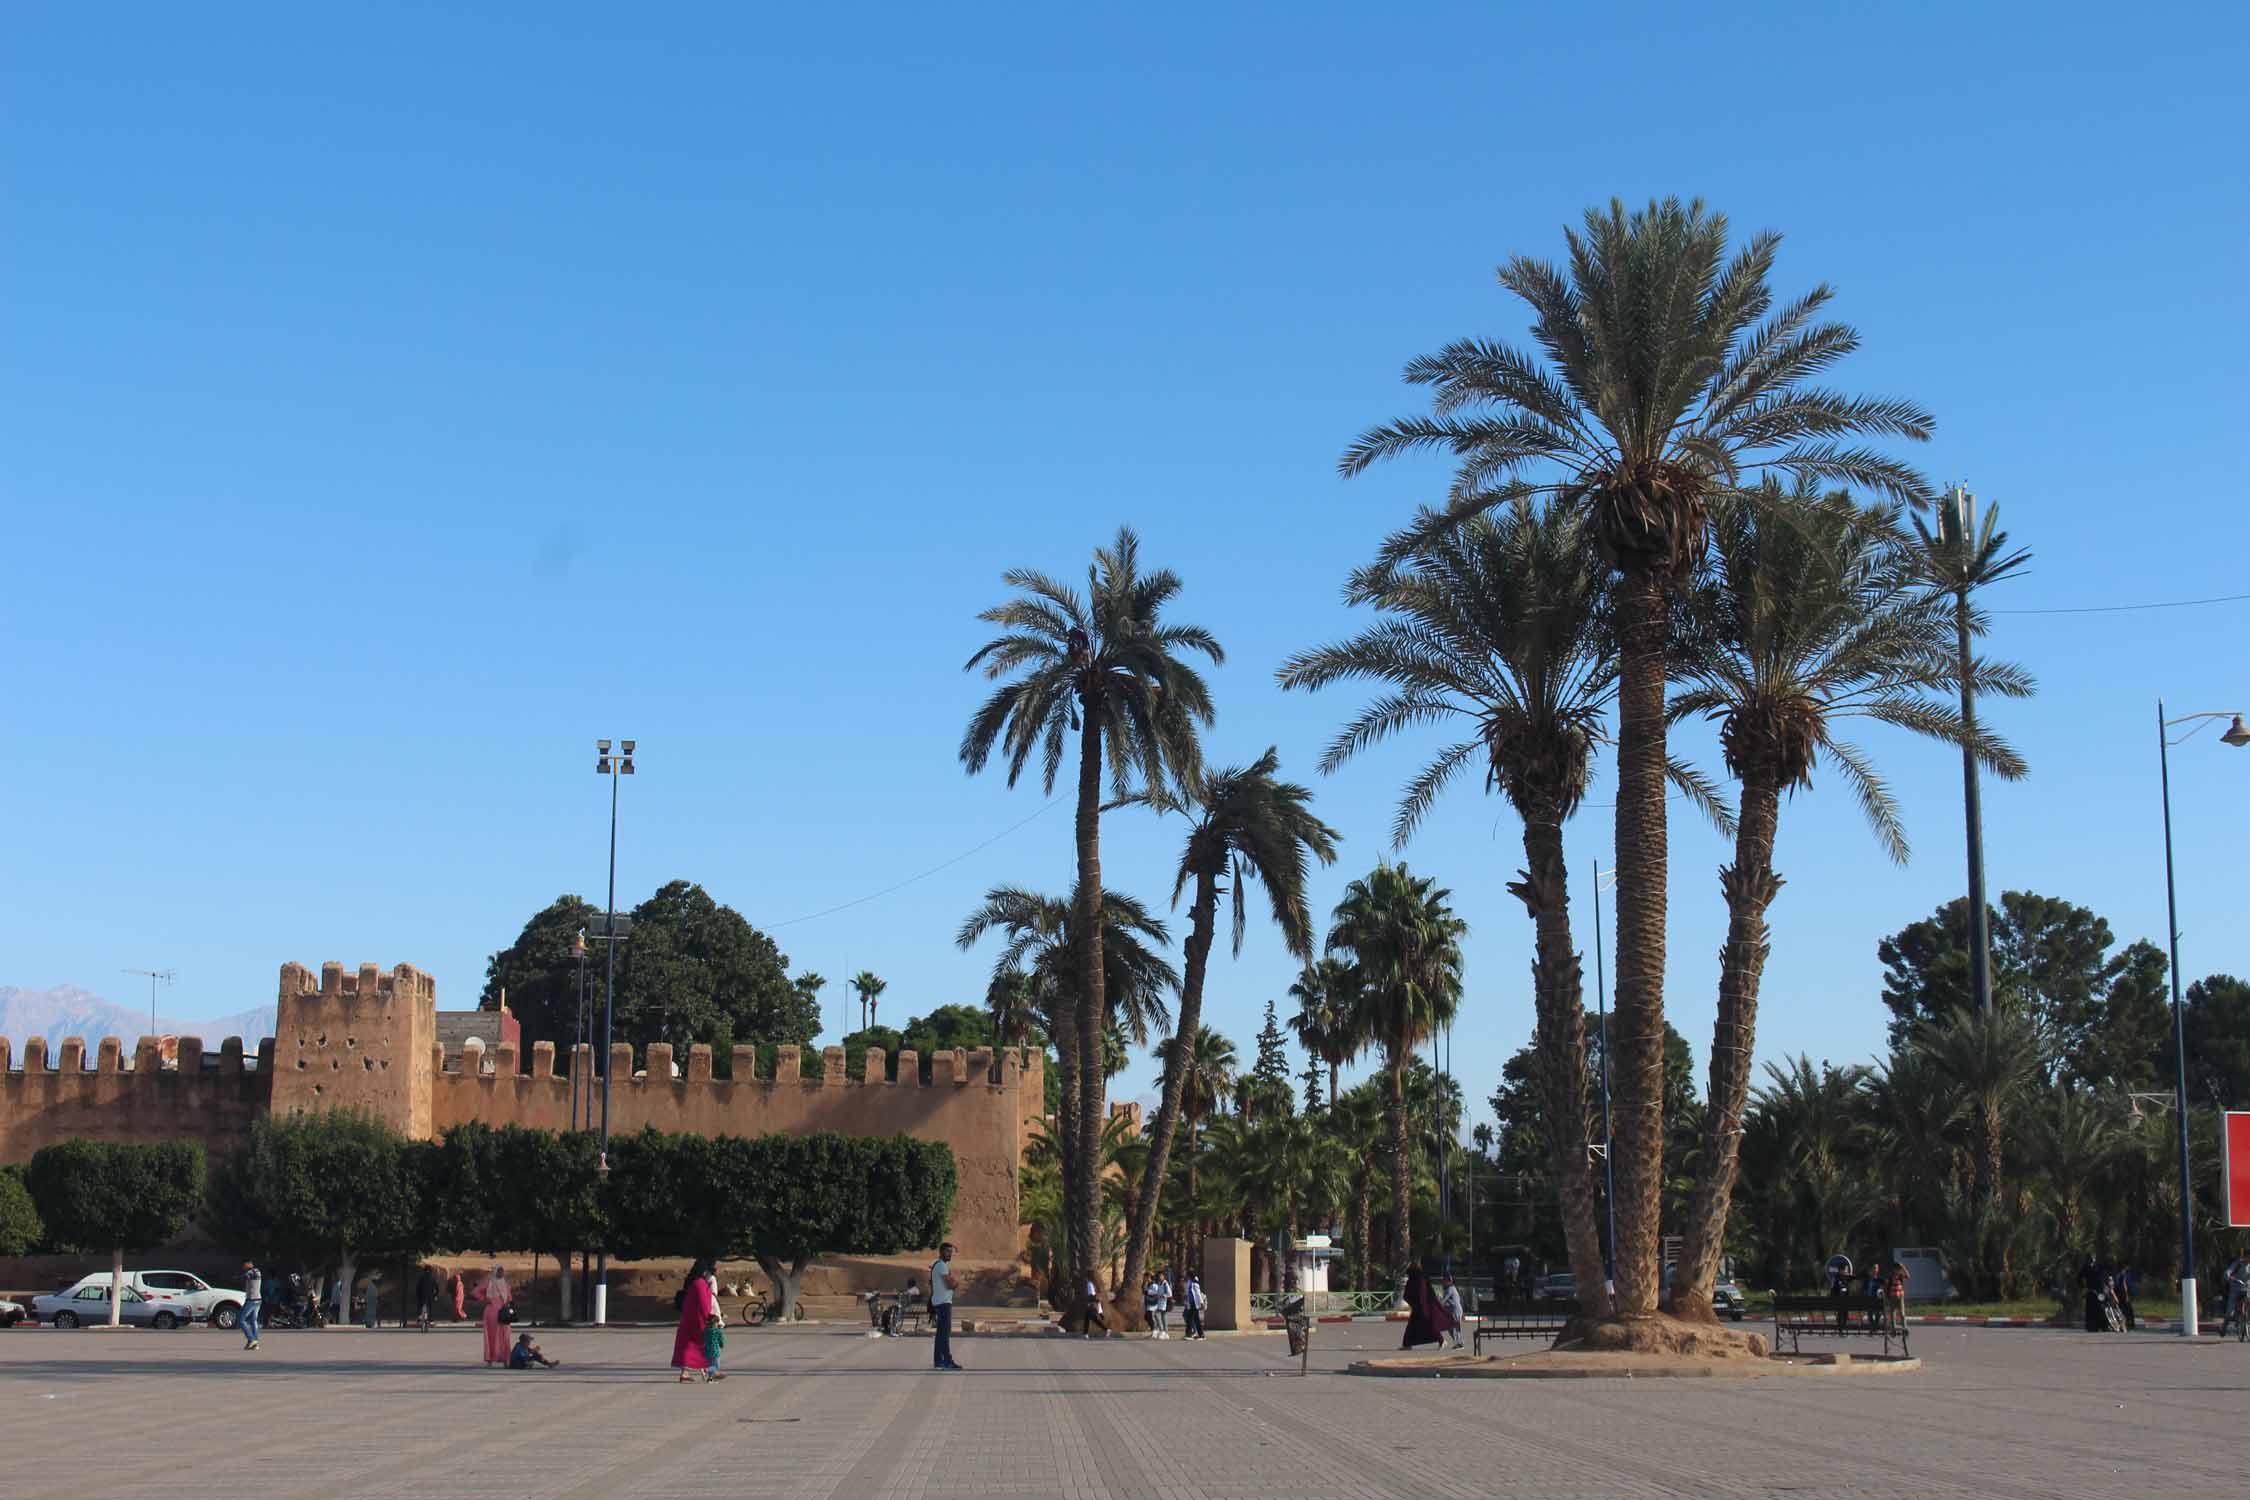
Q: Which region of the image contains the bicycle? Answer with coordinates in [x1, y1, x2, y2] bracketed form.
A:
[2223, 1299, 2250, 1342]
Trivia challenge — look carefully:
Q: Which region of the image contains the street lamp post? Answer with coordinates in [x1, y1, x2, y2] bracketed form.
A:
[2156, 702, 2248, 1338]
[592, 737, 635, 1326]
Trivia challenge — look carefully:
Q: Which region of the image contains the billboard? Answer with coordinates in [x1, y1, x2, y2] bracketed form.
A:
[2225, 1112, 2250, 1229]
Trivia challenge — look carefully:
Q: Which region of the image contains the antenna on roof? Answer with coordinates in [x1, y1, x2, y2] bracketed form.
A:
[123, 968, 176, 1036]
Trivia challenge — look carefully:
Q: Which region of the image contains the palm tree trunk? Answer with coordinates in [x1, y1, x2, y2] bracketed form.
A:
[1354, 1171, 1373, 1292]
[1052, 1024, 1083, 1321]
[1609, 565, 1671, 1319]
[1511, 810, 1612, 1320]
[1118, 872, 1218, 1331]
[1071, 708, 1107, 1303]
[1185, 1094, 1202, 1282]
[1388, 1044, 1412, 1276]
[1675, 777, 1782, 1321]
[1328, 1061, 1339, 1111]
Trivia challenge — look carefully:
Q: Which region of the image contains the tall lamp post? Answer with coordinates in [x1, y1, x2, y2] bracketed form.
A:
[592, 737, 635, 1326]
[2156, 703, 2248, 1337]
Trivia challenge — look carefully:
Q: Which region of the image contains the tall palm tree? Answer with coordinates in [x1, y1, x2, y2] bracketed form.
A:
[1913, 492, 2033, 1016]
[849, 971, 888, 1032]
[1326, 864, 1465, 1274]
[1282, 503, 1699, 1318]
[1341, 198, 1933, 1318]
[1115, 749, 1339, 1322]
[1156, 1023, 1235, 1278]
[1288, 958, 1364, 1110]
[985, 970, 1040, 1048]
[1328, 1086, 1386, 1288]
[956, 882, 1178, 1315]
[1665, 489, 2032, 1318]
[961, 528, 1219, 1294]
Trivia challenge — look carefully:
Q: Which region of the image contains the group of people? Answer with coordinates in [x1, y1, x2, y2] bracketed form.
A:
[1400, 1266, 1466, 1350]
[1075, 1269, 1207, 1340]
[232, 1257, 552, 1368]
[1827, 1256, 1910, 1331]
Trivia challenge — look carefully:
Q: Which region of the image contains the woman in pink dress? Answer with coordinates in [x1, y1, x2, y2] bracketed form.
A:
[478, 1263, 511, 1366]
[671, 1259, 718, 1383]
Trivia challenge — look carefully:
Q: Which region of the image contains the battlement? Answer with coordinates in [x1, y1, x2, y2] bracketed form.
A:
[0, 1034, 274, 1166]
[435, 1039, 1042, 1090]
[279, 960, 437, 1007]
[272, 961, 437, 1135]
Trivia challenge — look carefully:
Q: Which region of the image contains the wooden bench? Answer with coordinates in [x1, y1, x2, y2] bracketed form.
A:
[1472, 1297, 1577, 1352]
[1770, 1294, 1909, 1357]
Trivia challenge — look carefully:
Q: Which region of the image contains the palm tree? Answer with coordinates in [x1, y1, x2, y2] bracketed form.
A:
[1281, 502, 1683, 1318]
[1329, 1085, 1387, 1289]
[1341, 198, 1933, 1318]
[849, 971, 888, 1032]
[1665, 489, 2032, 1318]
[961, 528, 1219, 1295]
[1326, 864, 1465, 1275]
[985, 970, 1040, 1048]
[1288, 958, 1364, 1109]
[956, 881, 1178, 1315]
[1753, 1056, 1877, 1270]
[1913, 491, 2033, 1017]
[1114, 749, 1339, 1323]
[1156, 1023, 1235, 1278]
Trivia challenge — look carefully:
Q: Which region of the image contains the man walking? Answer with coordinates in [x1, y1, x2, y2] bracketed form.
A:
[1181, 1273, 1206, 1340]
[415, 1265, 440, 1331]
[929, 1241, 962, 1371]
[239, 1260, 262, 1351]
[1439, 1274, 1467, 1350]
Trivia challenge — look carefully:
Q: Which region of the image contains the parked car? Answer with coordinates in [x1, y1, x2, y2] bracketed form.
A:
[0, 1297, 25, 1327]
[1537, 1272, 1578, 1301]
[52, 1270, 245, 1328]
[33, 1284, 184, 1328]
[1712, 1280, 1748, 1320]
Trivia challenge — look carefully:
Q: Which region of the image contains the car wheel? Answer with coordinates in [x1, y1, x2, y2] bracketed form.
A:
[153, 1311, 180, 1329]
[1729, 1310, 1745, 1321]
[54, 1311, 80, 1329]
[1, 1311, 19, 1327]
[210, 1303, 240, 1330]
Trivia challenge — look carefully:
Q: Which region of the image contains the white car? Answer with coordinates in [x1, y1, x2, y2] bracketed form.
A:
[32, 1284, 183, 1328]
[53, 1270, 246, 1329]
[0, 1297, 25, 1327]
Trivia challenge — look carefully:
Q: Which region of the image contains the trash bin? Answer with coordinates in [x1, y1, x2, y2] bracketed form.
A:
[1282, 1293, 1311, 1368]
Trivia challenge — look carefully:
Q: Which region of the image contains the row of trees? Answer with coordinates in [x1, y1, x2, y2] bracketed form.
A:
[10, 1116, 955, 1322]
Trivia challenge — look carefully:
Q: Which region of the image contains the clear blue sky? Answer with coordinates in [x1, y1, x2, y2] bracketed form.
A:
[4, 3, 2245, 1129]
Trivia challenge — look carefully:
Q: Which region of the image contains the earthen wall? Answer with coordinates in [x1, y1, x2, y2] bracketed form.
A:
[0, 1035, 273, 1167]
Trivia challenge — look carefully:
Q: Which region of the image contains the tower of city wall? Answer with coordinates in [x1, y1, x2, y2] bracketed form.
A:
[268, 961, 437, 1136]
[434, 1039, 1036, 1260]
[0, 1033, 273, 1168]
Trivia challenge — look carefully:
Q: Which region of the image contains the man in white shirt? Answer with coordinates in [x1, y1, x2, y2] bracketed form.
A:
[929, 1242, 961, 1371]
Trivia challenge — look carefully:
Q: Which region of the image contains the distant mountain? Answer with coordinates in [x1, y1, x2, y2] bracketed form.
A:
[0, 985, 275, 1051]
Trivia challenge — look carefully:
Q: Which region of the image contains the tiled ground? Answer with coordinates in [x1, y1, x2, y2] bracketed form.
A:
[1, 1318, 2239, 1498]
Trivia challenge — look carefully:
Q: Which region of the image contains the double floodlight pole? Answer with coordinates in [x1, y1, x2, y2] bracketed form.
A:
[591, 737, 635, 1326]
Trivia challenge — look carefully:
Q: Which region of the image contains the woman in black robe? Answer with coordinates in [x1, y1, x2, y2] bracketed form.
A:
[1401, 1267, 1454, 1349]
[2080, 1257, 2107, 1332]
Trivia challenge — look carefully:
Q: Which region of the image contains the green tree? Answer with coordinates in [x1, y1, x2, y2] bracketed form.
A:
[1667, 488, 2030, 1317]
[205, 1111, 422, 1313]
[1327, 863, 1465, 1274]
[961, 526, 1219, 1301]
[28, 1140, 203, 1326]
[1287, 958, 1363, 1110]
[2183, 974, 2250, 1105]
[1343, 197, 1932, 1319]
[849, 971, 888, 1031]
[0, 1165, 43, 1257]
[1251, 997, 1297, 1100]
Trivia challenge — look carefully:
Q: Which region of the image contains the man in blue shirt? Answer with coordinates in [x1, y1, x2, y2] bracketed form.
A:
[929, 1242, 962, 1371]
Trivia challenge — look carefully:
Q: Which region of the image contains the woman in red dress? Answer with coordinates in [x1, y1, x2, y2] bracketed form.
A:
[671, 1259, 719, 1383]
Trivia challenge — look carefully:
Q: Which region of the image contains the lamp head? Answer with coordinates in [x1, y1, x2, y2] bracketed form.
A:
[2223, 715, 2250, 748]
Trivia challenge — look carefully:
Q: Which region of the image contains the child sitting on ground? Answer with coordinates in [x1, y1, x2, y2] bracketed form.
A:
[508, 1332, 560, 1369]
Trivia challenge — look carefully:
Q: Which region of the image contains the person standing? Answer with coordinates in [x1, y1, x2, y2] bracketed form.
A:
[1884, 1259, 1910, 1334]
[239, 1260, 263, 1351]
[1180, 1274, 1206, 1340]
[671, 1259, 718, 1383]
[362, 1269, 382, 1330]
[415, 1266, 440, 1331]
[930, 1241, 962, 1371]
[2113, 1262, 2136, 1330]
[1145, 1271, 1170, 1340]
[1400, 1266, 1451, 1350]
[701, 1265, 727, 1379]
[1439, 1274, 1467, 1350]
[2079, 1256, 2106, 1332]
[478, 1263, 513, 1366]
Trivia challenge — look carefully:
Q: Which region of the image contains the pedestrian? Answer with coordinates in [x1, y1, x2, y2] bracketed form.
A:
[415, 1265, 439, 1331]
[362, 1269, 382, 1330]
[671, 1258, 719, 1383]
[1502, 1253, 1522, 1301]
[702, 1265, 728, 1377]
[1181, 1273, 1206, 1340]
[2113, 1262, 2136, 1330]
[239, 1260, 263, 1351]
[1439, 1274, 1467, 1350]
[1081, 1277, 1111, 1338]
[2079, 1256, 2106, 1332]
[2225, 1253, 2250, 1330]
[479, 1262, 513, 1366]
[452, 1270, 465, 1322]
[1401, 1266, 1453, 1351]
[1145, 1271, 1170, 1340]
[509, 1331, 561, 1369]
[930, 1239, 962, 1371]
[1884, 1259, 1910, 1333]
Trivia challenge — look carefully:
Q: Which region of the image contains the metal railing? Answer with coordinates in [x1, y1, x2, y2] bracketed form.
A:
[1249, 1289, 1396, 1317]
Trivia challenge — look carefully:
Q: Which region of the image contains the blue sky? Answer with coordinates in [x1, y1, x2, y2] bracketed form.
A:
[4, 2, 2245, 1129]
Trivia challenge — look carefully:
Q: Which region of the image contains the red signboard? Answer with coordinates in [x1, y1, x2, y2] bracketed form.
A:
[2225, 1112, 2250, 1229]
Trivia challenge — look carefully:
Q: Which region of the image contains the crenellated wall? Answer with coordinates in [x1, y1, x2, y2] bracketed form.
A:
[0, 1033, 273, 1167]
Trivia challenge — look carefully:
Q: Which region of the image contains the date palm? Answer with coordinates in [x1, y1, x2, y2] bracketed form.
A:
[1115, 749, 1340, 1323]
[1341, 198, 1933, 1318]
[1666, 488, 2031, 1318]
[1288, 958, 1364, 1110]
[1157, 1023, 1236, 1279]
[849, 971, 887, 1032]
[961, 528, 1219, 1296]
[1326, 864, 1465, 1275]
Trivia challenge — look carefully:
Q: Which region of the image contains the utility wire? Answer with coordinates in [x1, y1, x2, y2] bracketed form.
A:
[771, 797, 1064, 928]
[1993, 590, 2250, 616]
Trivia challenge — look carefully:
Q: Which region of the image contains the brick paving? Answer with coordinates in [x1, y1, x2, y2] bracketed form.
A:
[0, 1319, 2240, 1498]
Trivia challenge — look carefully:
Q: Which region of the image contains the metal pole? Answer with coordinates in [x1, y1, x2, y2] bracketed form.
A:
[1592, 858, 1617, 1292]
[1951, 489, 1995, 1014]
[595, 756, 619, 1327]
[2158, 698, 2198, 1336]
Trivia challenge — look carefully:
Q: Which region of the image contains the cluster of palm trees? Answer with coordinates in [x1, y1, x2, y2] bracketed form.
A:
[960, 196, 2034, 1337]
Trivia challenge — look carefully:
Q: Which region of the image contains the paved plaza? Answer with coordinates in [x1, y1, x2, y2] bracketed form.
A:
[0, 1320, 2240, 1499]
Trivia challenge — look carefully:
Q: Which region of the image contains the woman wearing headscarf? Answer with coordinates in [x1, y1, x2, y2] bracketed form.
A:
[1400, 1266, 1453, 1350]
[477, 1262, 512, 1366]
[672, 1259, 720, 1382]
[2080, 1256, 2106, 1332]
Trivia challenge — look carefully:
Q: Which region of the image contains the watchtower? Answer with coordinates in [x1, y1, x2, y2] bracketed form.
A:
[269, 961, 437, 1136]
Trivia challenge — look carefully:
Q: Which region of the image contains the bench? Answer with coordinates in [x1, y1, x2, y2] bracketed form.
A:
[1472, 1297, 1577, 1352]
[863, 1291, 927, 1336]
[1770, 1294, 1909, 1357]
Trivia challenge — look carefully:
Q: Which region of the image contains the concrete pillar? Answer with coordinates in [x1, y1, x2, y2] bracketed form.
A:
[1202, 1237, 1252, 1331]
